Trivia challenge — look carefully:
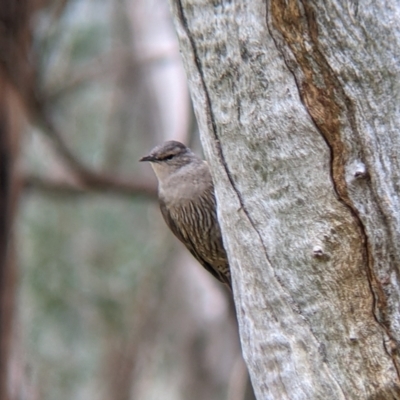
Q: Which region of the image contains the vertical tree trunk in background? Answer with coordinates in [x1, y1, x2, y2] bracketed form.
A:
[169, 0, 400, 398]
[0, 82, 12, 400]
[0, 2, 32, 398]
[0, 79, 22, 400]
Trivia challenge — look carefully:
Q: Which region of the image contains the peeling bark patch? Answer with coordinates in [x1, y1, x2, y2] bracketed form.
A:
[269, 0, 347, 201]
[269, 0, 400, 380]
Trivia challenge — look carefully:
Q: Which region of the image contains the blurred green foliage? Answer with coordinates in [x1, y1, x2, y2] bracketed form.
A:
[18, 194, 168, 398]
[17, 0, 171, 398]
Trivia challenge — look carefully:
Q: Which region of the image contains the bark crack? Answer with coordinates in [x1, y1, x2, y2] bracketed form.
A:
[174, 1, 272, 267]
[267, 0, 400, 380]
[175, 0, 301, 316]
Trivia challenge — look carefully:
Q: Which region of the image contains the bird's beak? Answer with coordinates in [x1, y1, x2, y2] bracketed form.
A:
[139, 154, 156, 162]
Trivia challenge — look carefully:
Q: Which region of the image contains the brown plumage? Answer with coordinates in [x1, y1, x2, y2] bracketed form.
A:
[140, 141, 231, 288]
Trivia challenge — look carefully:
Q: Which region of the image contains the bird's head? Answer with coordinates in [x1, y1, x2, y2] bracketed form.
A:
[140, 141, 198, 181]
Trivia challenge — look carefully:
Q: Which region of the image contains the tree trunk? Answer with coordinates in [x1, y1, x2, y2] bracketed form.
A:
[0, 75, 22, 400]
[168, 0, 400, 398]
[0, 2, 34, 398]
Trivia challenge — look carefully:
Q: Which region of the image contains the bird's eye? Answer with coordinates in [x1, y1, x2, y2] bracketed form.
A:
[163, 154, 174, 161]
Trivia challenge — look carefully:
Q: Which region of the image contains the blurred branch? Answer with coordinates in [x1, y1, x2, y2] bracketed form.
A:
[28, 96, 157, 199]
[23, 173, 156, 199]
[45, 49, 128, 100]
[46, 48, 179, 100]
[1, 55, 157, 200]
[52, 0, 70, 20]
[0, 6, 167, 202]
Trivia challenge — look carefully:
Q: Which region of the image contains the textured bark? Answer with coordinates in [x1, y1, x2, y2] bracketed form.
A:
[169, 0, 400, 398]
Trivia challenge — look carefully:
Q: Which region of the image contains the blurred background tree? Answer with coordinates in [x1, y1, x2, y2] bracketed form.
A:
[0, 0, 254, 399]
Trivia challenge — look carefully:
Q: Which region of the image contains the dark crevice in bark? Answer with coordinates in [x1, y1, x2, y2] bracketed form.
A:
[0, 101, 11, 400]
[267, 0, 400, 380]
[174, 1, 267, 260]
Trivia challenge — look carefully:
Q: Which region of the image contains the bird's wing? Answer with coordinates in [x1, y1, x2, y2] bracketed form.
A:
[159, 198, 229, 286]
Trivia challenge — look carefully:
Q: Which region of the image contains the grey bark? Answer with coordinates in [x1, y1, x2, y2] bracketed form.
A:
[168, 0, 400, 398]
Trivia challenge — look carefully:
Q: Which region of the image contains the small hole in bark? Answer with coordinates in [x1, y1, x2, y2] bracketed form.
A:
[313, 245, 324, 257]
[353, 162, 367, 178]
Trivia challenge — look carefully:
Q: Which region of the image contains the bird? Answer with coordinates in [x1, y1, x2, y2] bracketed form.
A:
[140, 141, 231, 288]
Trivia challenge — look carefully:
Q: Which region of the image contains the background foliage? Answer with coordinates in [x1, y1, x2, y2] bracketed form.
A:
[9, 0, 252, 399]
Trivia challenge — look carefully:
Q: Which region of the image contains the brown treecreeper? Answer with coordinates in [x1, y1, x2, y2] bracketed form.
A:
[140, 141, 231, 288]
